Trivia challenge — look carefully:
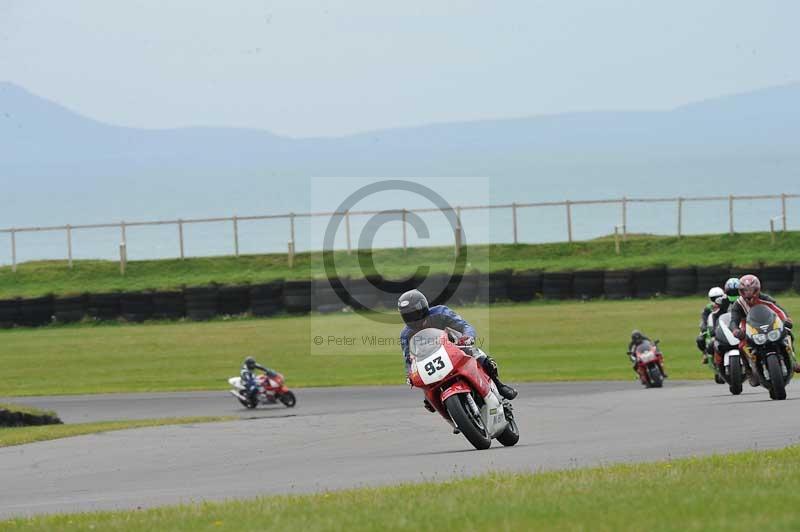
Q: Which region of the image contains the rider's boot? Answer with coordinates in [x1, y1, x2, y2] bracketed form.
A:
[481, 356, 517, 400]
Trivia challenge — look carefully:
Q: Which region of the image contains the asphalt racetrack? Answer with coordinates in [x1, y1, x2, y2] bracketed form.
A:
[2, 380, 799, 518]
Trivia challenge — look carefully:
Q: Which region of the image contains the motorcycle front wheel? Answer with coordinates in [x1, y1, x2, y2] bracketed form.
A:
[766, 355, 787, 400]
[647, 364, 663, 388]
[278, 391, 297, 408]
[728, 356, 743, 395]
[444, 394, 491, 450]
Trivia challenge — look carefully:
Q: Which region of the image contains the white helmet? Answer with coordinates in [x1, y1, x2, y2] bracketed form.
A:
[708, 286, 724, 305]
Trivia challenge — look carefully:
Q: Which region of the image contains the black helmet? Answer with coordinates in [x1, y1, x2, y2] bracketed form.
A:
[631, 330, 644, 343]
[244, 356, 256, 370]
[398, 289, 429, 327]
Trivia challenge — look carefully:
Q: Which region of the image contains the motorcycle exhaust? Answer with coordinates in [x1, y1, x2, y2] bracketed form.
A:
[229, 390, 247, 401]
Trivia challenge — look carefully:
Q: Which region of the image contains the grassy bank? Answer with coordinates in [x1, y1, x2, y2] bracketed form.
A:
[1, 231, 798, 298]
[4, 445, 800, 531]
[0, 416, 233, 448]
[3, 296, 796, 396]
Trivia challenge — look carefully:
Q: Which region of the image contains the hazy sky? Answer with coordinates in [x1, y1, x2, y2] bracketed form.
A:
[1, 1, 797, 137]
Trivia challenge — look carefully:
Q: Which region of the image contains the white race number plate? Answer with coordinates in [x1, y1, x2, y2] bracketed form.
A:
[418, 347, 454, 385]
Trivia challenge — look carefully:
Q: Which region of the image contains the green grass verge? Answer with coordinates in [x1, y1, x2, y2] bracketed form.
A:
[4, 445, 800, 531]
[0, 416, 233, 448]
[2, 296, 796, 396]
[1, 231, 798, 298]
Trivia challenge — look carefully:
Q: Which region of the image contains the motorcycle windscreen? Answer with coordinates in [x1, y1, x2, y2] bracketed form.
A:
[635, 340, 653, 354]
[715, 313, 738, 346]
[410, 328, 454, 385]
[747, 305, 776, 331]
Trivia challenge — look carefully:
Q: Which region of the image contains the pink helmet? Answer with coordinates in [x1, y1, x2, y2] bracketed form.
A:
[738, 274, 761, 305]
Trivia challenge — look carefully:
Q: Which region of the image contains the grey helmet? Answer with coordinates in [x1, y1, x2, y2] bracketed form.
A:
[397, 289, 429, 327]
[631, 330, 644, 343]
[244, 356, 256, 370]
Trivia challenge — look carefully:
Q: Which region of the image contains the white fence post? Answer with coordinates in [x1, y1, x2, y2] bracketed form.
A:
[677, 197, 684, 237]
[622, 196, 628, 241]
[178, 219, 185, 259]
[454, 211, 462, 258]
[10, 229, 17, 273]
[287, 240, 295, 268]
[402, 209, 408, 253]
[119, 242, 127, 275]
[233, 216, 240, 257]
[565, 201, 573, 243]
[782, 193, 787, 231]
[345, 211, 352, 255]
[512, 202, 518, 244]
[728, 195, 734, 235]
[66, 224, 73, 269]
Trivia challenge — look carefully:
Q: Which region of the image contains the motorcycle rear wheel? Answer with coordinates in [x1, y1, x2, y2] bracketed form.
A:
[444, 394, 491, 450]
[728, 356, 743, 395]
[496, 413, 520, 447]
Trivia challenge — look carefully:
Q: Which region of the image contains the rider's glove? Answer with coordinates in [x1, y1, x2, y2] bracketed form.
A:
[457, 335, 475, 347]
[733, 328, 745, 340]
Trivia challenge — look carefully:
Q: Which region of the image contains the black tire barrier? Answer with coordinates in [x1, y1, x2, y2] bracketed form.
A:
[87, 293, 121, 321]
[695, 265, 732, 294]
[573, 270, 605, 300]
[120, 292, 154, 323]
[508, 270, 542, 302]
[730, 267, 762, 283]
[0, 298, 19, 329]
[250, 282, 283, 317]
[218, 285, 251, 316]
[449, 273, 480, 306]
[0, 408, 62, 427]
[542, 272, 573, 300]
[665, 267, 697, 296]
[345, 277, 381, 311]
[152, 291, 186, 320]
[53, 295, 87, 324]
[760, 265, 793, 294]
[185, 286, 218, 321]
[604, 270, 634, 300]
[313, 278, 348, 313]
[633, 267, 666, 298]
[794, 264, 800, 293]
[377, 276, 421, 309]
[18, 296, 53, 327]
[476, 269, 513, 303]
[283, 280, 312, 314]
[424, 273, 455, 307]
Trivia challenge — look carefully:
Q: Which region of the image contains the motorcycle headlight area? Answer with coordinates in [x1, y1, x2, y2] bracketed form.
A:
[767, 330, 782, 342]
[752, 333, 768, 345]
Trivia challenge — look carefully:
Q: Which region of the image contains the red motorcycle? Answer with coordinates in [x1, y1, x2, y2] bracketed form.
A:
[228, 372, 297, 409]
[633, 340, 666, 388]
[408, 327, 520, 450]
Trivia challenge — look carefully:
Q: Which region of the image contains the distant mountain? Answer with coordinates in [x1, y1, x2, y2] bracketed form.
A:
[2, 81, 799, 227]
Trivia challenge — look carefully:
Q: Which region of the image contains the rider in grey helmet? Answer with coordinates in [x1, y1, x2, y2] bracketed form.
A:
[398, 289, 518, 407]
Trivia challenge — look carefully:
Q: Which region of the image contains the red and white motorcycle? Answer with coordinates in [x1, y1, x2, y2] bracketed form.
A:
[228, 372, 296, 409]
[408, 327, 519, 450]
[633, 340, 666, 388]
